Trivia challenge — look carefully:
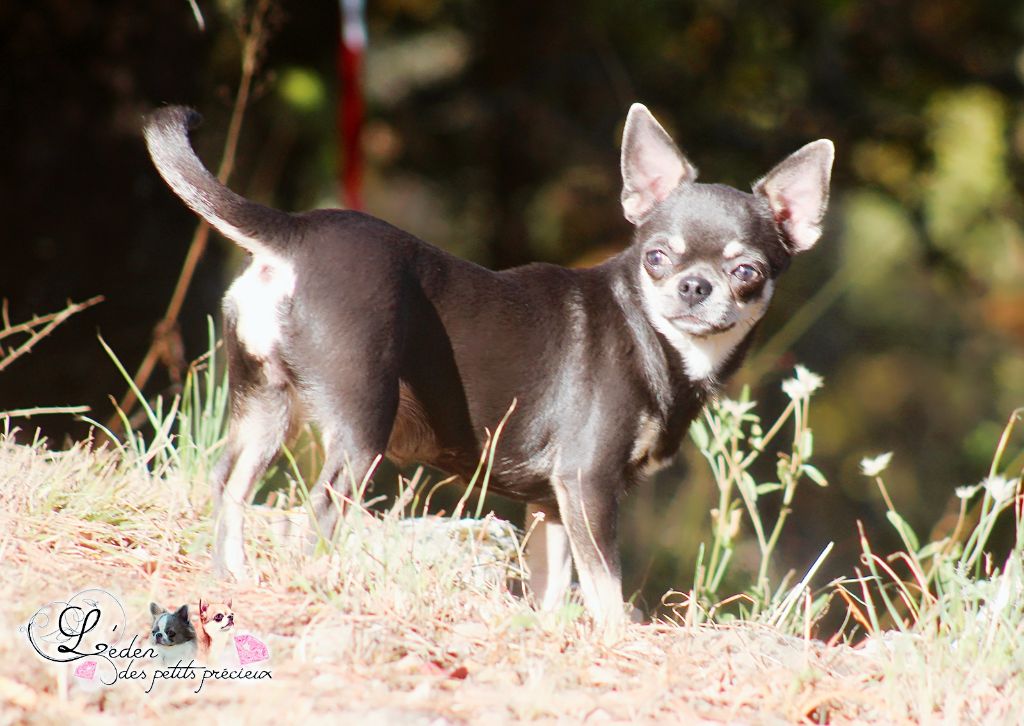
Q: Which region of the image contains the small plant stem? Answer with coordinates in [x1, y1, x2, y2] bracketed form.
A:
[961, 408, 1024, 571]
[1, 405, 91, 418]
[729, 450, 768, 553]
[769, 541, 833, 628]
[114, 0, 272, 428]
[755, 397, 809, 599]
[988, 407, 1023, 478]
[474, 399, 516, 519]
[857, 521, 907, 630]
[757, 506, 791, 600]
[704, 471, 733, 597]
[740, 400, 795, 469]
[702, 410, 735, 598]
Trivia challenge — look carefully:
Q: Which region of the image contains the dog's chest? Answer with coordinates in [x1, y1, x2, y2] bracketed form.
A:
[626, 378, 710, 479]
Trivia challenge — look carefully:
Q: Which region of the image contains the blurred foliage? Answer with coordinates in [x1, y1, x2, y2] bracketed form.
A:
[2, 0, 1023, 616]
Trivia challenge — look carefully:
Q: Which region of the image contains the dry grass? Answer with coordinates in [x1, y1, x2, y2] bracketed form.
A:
[2, 431, 1021, 725]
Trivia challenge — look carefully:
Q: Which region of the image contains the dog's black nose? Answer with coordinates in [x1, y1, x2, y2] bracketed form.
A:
[678, 276, 713, 306]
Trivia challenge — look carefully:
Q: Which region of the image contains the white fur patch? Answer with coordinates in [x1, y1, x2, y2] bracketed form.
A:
[667, 234, 687, 255]
[630, 412, 673, 476]
[154, 639, 197, 667]
[224, 255, 296, 359]
[668, 323, 750, 381]
[630, 413, 661, 463]
[525, 503, 573, 610]
[723, 240, 745, 259]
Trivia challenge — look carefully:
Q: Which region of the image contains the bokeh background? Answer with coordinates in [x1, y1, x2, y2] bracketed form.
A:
[2, 0, 1022, 614]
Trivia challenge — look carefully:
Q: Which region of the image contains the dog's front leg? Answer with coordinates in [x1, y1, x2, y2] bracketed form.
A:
[549, 474, 625, 626]
[525, 502, 573, 610]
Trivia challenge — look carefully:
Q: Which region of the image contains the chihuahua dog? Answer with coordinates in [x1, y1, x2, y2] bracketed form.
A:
[143, 103, 832, 624]
[149, 602, 197, 666]
[197, 598, 238, 666]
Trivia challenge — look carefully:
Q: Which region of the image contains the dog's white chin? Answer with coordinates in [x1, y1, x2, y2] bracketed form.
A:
[646, 310, 749, 382]
[668, 316, 736, 338]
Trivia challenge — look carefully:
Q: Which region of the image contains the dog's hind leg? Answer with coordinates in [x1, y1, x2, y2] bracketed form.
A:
[213, 384, 292, 583]
[525, 502, 573, 611]
[306, 430, 382, 544]
[303, 378, 400, 547]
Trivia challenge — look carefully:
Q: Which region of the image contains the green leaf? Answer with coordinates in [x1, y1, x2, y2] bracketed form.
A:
[739, 472, 758, 500]
[756, 482, 783, 495]
[801, 464, 828, 487]
[916, 539, 947, 559]
[690, 420, 709, 451]
[886, 510, 920, 552]
[800, 430, 814, 458]
[507, 612, 541, 630]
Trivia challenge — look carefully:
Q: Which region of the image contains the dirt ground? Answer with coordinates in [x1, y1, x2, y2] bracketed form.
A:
[2, 525, 892, 725]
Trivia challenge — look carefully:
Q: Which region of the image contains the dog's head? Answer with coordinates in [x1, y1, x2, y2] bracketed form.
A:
[149, 602, 195, 647]
[620, 104, 833, 358]
[198, 598, 235, 638]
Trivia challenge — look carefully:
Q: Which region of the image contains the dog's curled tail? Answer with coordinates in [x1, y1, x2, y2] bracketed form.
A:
[143, 105, 293, 256]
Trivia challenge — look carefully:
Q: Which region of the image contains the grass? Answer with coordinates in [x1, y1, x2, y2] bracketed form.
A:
[1, 334, 1022, 723]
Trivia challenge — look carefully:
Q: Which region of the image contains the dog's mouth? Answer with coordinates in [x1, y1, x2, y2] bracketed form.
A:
[668, 315, 736, 337]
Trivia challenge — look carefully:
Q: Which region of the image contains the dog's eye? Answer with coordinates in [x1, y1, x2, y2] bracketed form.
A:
[167, 630, 175, 638]
[214, 614, 223, 622]
[645, 249, 668, 268]
[732, 264, 760, 283]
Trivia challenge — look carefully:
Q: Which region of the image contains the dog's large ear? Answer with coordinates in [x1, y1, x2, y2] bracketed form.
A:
[149, 602, 164, 619]
[753, 139, 834, 253]
[174, 604, 190, 621]
[620, 103, 696, 225]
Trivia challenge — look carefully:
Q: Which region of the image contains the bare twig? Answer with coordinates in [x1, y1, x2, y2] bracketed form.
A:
[113, 0, 273, 427]
[0, 296, 104, 374]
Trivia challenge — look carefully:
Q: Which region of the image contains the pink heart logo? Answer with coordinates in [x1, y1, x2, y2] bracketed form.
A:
[233, 634, 270, 665]
[74, 660, 97, 680]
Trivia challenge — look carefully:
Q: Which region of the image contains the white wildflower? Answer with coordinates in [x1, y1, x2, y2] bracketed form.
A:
[719, 399, 757, 419]
[955, 484, 981, 500]
[781, 365, 824, 401]
[982, 475, 1019, 505]
[859, 452, 893, 477]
